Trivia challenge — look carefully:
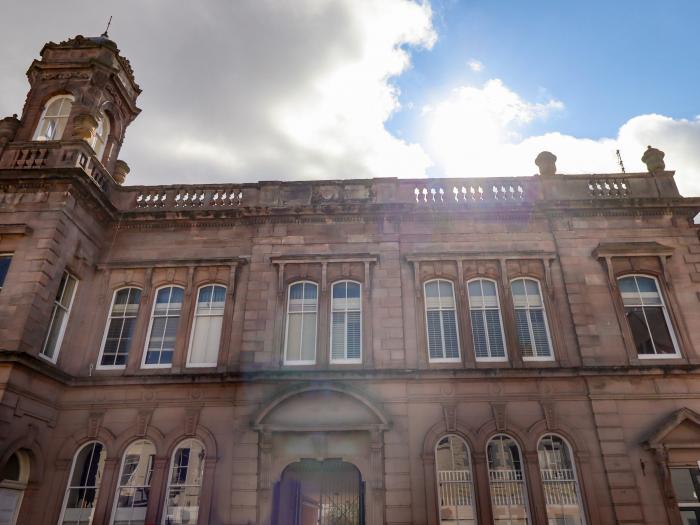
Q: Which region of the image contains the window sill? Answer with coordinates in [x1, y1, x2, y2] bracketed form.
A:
[428, 358, 462, 364]
[96, 365, 127, 371]
[523, 356, 555, 362]
[637, 353, 682, 360]
[283, 360, 317, 366]
[475, 357, 508, 363]
[141, 364, 173, 369]
[38, 352, 57, 365]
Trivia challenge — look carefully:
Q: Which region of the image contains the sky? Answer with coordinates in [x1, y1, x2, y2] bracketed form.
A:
[0, 1, 698, 195]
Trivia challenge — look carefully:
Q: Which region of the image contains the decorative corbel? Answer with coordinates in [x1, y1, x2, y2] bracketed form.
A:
[136, 409, 153, 437]
[87, 411, 104, 439]
[540, 400, 556, 430]
[184, 407, 201, 436]
[443, 404, 457, 432]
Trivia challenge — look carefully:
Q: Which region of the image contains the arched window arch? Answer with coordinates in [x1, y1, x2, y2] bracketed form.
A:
[58, 441, 106, 525]
[424, 279, 460, 362]
[187, 284, 227, 367]
[617, 274, 680, 358]
[284, 281, 318, 365]
[90, 109, 111, 160]
[163, 439, 205, 525]
[510, 278, 553, 360]
[435, 435, 476, 524]
[142, 286, 185, 368]
[487, 434, 530, 524]
[110, 439, 155, 525]
[97, 287, 142, 369]
[467, 278, 506, 361]
[0, 451, 30, 525]
[537, 434, 586, 524]
[33, 94, 73, 141]
[330, 280, 362, 363]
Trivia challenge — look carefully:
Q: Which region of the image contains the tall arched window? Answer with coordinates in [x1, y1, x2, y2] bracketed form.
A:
[98, 287, 142, 368]
[90, 110, 111, 160]
[487, 434, 530, 524]
[510, 278, 553, 360]
[424, 279, 460, 362]
[331, 280, 362, 363]
[163, 439, 205, 525]
[187, 284, 226, 367]
[284, 281, 318, 365]
[468, 279, 506, 361]
[58, 441, 106, 525]
[537, 435, 586, 524]
[143, 286, 184, 368]
[111, 440, 155, 525]
[0, 451, 30, 525]
[435, 435, 476, 524]
[33, 94, 73, 141]
[617, 275, 680, 358]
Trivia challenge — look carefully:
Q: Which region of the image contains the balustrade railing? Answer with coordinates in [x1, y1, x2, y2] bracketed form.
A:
[438, 469, 473, 506]
[587, 177, 630, 198]
[413, 180, 528, 204]
[488, 469, 526, 506]
[134, 187, 244, 209]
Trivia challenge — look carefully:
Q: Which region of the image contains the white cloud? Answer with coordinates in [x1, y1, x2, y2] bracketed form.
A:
[424, 79, 700, 196]
[467, 59, 483, 72]
[0, 0, 436, 184]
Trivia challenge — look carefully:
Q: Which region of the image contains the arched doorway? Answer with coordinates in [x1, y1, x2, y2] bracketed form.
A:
[0, 451, 29, 525]
[273, 460, 365, 525]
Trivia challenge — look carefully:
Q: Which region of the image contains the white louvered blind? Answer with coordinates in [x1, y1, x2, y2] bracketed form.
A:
[425, 280, 460, 361]
[285, 282, 318, 364]
[467, 279, 506, 360]
[331, 281, 362, 362]
[511, 278, 552, 359]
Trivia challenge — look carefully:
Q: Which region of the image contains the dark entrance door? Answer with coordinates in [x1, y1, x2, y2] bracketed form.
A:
[273, 459, 365, 525]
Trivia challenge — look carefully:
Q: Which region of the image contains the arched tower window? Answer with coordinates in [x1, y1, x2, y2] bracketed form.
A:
[0, 451, 30, 525]
[33, 94, 73, 141]
[163, 439, 205, 525]
[58, 441, 106, 525]
[537, 434, 586, 524]
[90, 109, 111, 160]
[110, 440, 155, 525]
[487, 434, 531, 524]
[435, 435, 476, 524]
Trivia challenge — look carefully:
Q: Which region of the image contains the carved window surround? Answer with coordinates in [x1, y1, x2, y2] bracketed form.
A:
[95, 257, 247, 374]
[406, 252, 560, 369]
[593, 242, 693, 365]
[270, 254, 379, 369]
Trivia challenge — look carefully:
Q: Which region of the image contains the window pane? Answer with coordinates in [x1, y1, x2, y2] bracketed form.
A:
[436, 436, 476, 525]
[672, 468, 700, 504]
[60, 442, 105, 525]
[346, 310, 361, 360]
[285, 283, 317, 363]
[442, 310, 459, 359]
[300, 313, 317, 361]
[164, 441, 204, 525]
[427, 310, 445, 359]
[645, 307, 675, 354]
[346, 282, 360, 298]
[189, 315, 223, 366]
[470, 311, 488, 359]
[43, 307, 66, 360]
[0, 255, 11, 289]
[286, 313, 303, 362]
[113, 441, 155, 525]
[625, 307, 655, 355]
[515, 309, 533, 358]
[485, 309, 505, 358]
[331, 311, 346, 360]
[538, 435, 585, 525]
[488, 436, 529, 525]
[426, 281, 440, 298]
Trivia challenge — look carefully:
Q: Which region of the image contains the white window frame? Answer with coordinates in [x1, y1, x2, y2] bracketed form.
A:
[0, 450, 30, 525]
[618, 274, 681, 359]
[537, 434, 587, 525]
[141, 285, 185, 369]
[330, 280, 363, 364]
[186, 283, 227, 368]
[162, 439, 205, 525]
[511, 277, 554, 362]
[33, 94, 74, 141]
[486, 433, 532, 523]
[90, 109, 110, 160]
[467, 278, 508, 362]
[109, 439, 155, 525]
[424, 279, 461, 363]
[57, 441, 106, 525]
[283, 280, 318, 366]
[96, 287, 142, 370]
[0, 253, 12, 291]
[434, 434, 476, 524]
[40, 270, 78, 364]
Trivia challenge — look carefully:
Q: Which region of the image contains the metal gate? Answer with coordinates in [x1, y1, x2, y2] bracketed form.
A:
[273, 459, 365, 525]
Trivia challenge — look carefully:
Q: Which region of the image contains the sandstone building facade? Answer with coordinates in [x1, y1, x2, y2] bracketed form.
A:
[1, 34, 700, 525]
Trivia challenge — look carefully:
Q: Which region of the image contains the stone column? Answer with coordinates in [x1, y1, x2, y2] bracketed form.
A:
[144, 456, 169, 525]
[92, 457, 119, 525]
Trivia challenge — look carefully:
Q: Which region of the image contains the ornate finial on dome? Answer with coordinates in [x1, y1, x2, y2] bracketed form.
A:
[535, 151, 557, 176]
[641, 145, 665, 175]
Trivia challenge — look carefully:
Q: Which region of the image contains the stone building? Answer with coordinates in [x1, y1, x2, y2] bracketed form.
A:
[1, 33, 700, 525]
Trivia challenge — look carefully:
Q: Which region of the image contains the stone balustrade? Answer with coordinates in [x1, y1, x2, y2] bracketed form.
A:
[0, 140, 115, 191]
